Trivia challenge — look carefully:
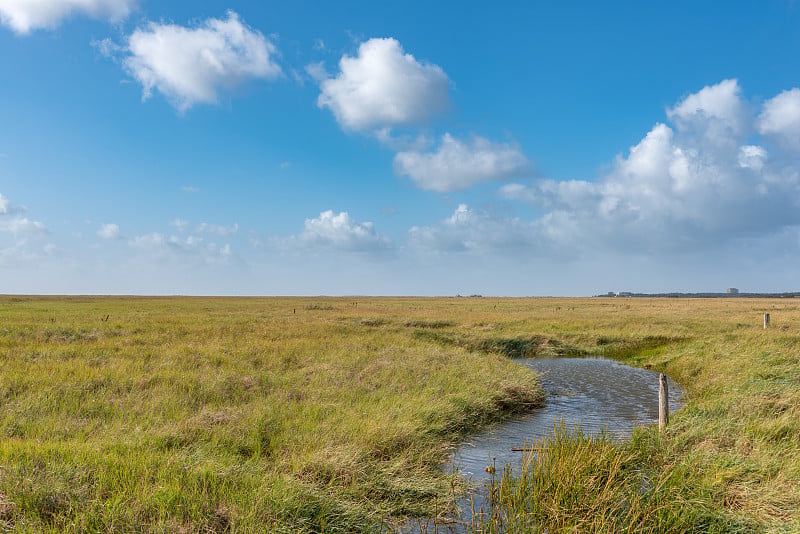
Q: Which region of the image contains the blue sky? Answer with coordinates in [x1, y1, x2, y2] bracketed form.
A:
[2, 0, 800, 295]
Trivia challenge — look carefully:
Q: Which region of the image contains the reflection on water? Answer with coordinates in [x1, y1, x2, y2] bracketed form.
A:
[452, 357, 683, 480]
[402, 357, 684, 533]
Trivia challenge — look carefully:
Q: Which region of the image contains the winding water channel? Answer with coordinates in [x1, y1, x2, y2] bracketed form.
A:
[404, 357, 684, 533]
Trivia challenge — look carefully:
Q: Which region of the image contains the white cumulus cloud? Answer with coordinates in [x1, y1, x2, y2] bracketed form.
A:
[0, 0, 135, 34]
[271, 210, 392, 253]
[316, 37, 449, 132]
[498, 80, 800, 254]
[123, 11, 281, 111]
[0, 193, 9, 214]
[758, 88, 800, 151]
[667, 78, 748, 136]
[394, 133, 531, 192]
[97, 223, 120, 239]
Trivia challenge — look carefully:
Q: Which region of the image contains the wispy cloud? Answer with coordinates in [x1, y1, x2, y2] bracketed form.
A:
[97, 223, 120, 240]
[91, 37, 124, 59]
[304, 61, 328, 83]
[0, 193, 46, 237]
[128, 232, 232, 264]
[0, 217, 47, 236]
[409, 204, 539, 254]
[196, 222, 238, 237]
[170, 218, 189, 232]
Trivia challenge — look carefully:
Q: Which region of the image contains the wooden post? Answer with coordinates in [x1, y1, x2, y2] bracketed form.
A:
[764, 313, 770, 329]
[658, 373, 669, 431]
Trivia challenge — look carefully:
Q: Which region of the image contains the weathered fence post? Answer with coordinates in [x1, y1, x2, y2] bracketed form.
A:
[659, 373, 669, 431]
[764, 313, 770, 329]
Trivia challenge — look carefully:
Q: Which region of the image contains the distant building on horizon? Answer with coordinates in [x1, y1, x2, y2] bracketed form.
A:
[727, 288, 739, 294]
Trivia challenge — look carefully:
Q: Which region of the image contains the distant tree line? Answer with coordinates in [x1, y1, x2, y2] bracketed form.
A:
[594, 292, 800, 298]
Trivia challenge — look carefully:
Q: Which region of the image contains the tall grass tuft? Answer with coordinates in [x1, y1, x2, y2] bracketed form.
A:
[472, 423, 749, 533]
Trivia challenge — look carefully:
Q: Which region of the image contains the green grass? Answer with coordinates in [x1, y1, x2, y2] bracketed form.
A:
[0, 296, 542, 532]
[0, 296, 799, 532]
[467, 298, 800, 533]
[472, 424, 736, 533]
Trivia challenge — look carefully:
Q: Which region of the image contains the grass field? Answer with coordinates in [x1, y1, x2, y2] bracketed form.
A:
[0, 296, 798, 532]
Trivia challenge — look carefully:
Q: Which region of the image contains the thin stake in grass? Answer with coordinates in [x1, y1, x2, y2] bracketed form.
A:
[659, 372, 669, 431]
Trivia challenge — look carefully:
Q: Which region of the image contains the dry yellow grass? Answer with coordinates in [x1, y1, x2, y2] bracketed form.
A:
[0, 296, 798, 532]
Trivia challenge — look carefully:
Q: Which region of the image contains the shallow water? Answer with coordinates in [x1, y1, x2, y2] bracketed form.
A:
[402, 357, 684, 532]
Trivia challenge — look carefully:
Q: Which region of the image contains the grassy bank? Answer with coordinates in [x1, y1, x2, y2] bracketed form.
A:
[0, 297, 798, 532]
[470, 298, 800, 533]
[0, 296, 542, 532]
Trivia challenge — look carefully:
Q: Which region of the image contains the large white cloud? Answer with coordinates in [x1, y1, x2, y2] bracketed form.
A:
[316, 38, 449, 132]
[0, 0, 135, 34]
[394, 133, 531, 192]
[123, 11, 281, 111]
[497, 80, 800, 254]
[271, 210, 392, 253]
[758, 88, 800, 151]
